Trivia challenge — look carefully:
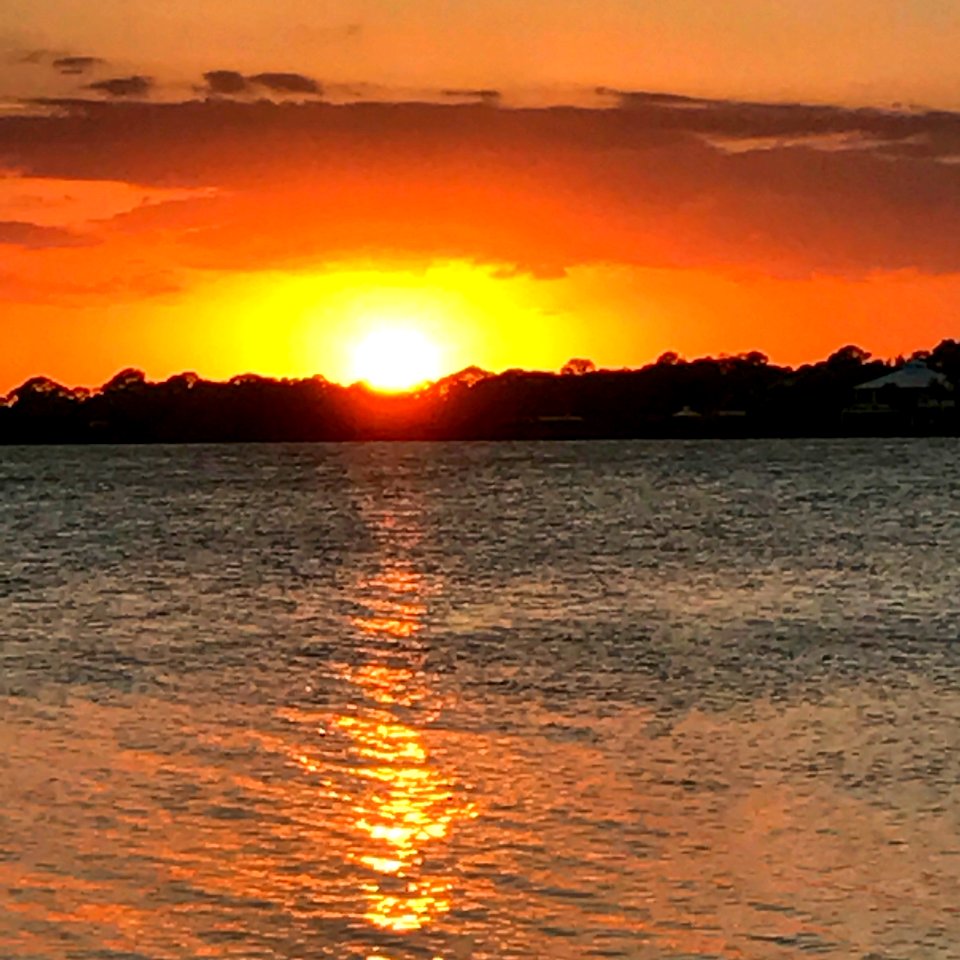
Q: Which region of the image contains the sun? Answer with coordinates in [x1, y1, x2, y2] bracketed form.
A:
[349, 323, 443, 392]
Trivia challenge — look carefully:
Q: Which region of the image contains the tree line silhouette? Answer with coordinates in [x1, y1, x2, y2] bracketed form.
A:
[3, 340, 959, 444]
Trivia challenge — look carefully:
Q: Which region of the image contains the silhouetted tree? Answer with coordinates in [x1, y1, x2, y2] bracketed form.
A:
[561, 358, 596, 376]
[656, 351, 682, 366]
[2, 341, 958, 444]
[827, 345, 871, 369]
[930, 339, 960, 385]
[430, 366, 491, 398]
[103, 368, 147, 393]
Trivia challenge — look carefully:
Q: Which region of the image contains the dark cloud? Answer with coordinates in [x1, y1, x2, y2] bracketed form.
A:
[199, 70, 322, 98]
[0, 221, 92, 248]
[52, 56, 104, 75]
[3, 94, 960, 277]
[202, 70, 249, 95]
[86, 76, 153, 99]
[10, 48, 104, 73]
[442, 89, 501, 105]
[601, 86, 949, 148]
[595, 87, 706, 108]
[248, 72, 321, 95]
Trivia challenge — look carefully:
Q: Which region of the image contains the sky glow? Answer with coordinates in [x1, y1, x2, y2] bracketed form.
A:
[1, 1, 959, 390]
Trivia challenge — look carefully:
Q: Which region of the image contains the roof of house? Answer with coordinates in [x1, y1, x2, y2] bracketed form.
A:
[854, 361, 950, 391]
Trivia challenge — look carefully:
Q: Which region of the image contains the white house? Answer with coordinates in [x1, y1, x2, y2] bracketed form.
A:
[851, 361, 954, 413]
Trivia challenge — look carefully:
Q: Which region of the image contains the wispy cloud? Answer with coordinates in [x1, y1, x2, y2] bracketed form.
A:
[52, 56, 105, 76]
[9, 48, 105, 73]
[0, 220, 93, 248]
[86, 75, 153, 98]
[11, 48, 59, 65]
[441, 89, 502, 105]
[249, 72, 321, 95]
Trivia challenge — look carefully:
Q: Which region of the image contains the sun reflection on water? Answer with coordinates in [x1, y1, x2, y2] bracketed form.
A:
[334, 548, 475, 937]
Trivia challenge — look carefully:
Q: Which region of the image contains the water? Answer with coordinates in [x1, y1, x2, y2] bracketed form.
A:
[2, 439, 960, 959]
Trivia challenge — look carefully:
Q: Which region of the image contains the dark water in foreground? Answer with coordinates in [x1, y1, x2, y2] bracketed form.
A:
[2, 439, 960, 960]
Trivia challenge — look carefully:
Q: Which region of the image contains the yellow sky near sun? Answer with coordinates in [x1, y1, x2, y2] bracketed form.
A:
[6, 257, 960, 393]
[0, 263, 584, 390]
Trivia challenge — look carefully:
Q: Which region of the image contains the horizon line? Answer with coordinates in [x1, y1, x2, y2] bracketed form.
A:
[4, 338, 956, 399]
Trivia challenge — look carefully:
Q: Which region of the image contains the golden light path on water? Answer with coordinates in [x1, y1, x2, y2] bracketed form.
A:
[303, 489, 477, 952]
[339, 566, 475, 937]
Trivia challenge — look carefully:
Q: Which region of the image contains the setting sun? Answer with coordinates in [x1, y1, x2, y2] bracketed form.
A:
[349, 323, 444, 392]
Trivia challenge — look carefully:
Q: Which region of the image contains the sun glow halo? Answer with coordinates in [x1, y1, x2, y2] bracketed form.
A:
[349, 323, 443, 392]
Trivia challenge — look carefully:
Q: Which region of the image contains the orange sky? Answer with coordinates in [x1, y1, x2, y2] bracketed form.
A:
[2, 3, 960, 391]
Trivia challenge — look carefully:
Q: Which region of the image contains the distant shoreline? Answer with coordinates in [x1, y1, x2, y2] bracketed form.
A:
[4, 342, 958, 445]
[3, 425, 959, 446]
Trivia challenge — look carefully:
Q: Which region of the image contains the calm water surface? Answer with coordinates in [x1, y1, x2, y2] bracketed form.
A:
[2, 440, 960, 959]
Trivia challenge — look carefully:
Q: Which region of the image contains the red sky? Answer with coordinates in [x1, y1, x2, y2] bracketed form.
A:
[2, 3, 960, 390]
